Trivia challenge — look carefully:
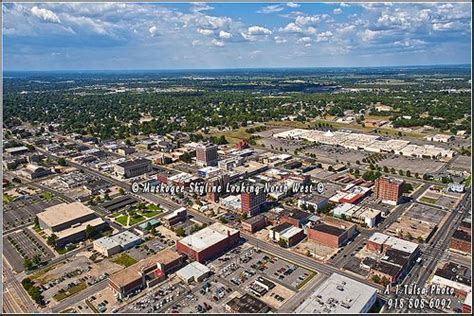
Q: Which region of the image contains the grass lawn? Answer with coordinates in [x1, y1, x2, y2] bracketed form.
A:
[297, 272, 317, 290]
[128, 214, 146, 225]
[112, 253, 137, 267]
[53, 282, 87, 302]
[40, 191, 55, 201]
[147, 204, 161, 211]
[420, 196, 438, 204]
[142, 210, 161, 218]
[115, 215, 129, 226]
[3, 194, 13, 205]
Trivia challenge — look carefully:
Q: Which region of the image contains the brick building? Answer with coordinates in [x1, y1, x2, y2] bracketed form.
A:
[176, 223, 240, 263]
[374, 176, 404, 205]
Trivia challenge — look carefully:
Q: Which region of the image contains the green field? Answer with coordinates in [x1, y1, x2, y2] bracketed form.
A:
[53, 282, 87, 301]
[420, 196, 438, 204]
[115, 215, 129, 226]
[112, 253, 137, 267]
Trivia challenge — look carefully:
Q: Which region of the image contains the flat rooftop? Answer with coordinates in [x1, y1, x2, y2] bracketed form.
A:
[295, 273, 378, 314]
[37, 202, 96, 228]
[55, 217, 106, 240]
[178, 223, 239, 252]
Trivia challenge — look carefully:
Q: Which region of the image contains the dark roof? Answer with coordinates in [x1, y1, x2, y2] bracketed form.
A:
[102, 195, 138, 212]
[300, 193, 328, 204]
[271, 222, 293, 233]
[85, 179, 111, 191]
[435, 262, 471, 286]
[243, 215, 266, 225]
[117, 158, 151, 168]
[383, 248, 411, 267]
[226, 294, 271, 313]
[452, 229, 471, 242]
[281, 209, 312, 221]
[460, 221, 471, 230]
[362, 257, 377, 268]
[312, 223, 346, 237]
[372, 261, 402, 277]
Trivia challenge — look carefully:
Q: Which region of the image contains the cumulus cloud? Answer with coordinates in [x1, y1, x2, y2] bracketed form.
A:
[149, 25, 158, 36]
[211, 38, 225, 47]
[279, 22, 303, 33]
[219, 30, 232, 39]
[191, 3, 214, 13]
[333, 8, 342, 15]
[241, 26, 272, 41]
[287, 3, 300, 8]
[274, 36, 287, 44]
[197, 28, 214, 36]
[31, 6, 61, 23]
[258, 5, 284, 14]
[297, 37, 312, 44]
[316, 31, 333, 42]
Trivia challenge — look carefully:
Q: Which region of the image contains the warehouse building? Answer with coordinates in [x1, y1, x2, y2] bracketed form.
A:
[295, 273, 377, 313]
[431, 262, 471, 299]
[241, 215, 268, 233]
[176, 223, 240, 263]
[163, 207, 187, 227]
[176, 262, 211, 284]
[268, 223, 305, 247]
[225, 293, 271, 313]
[93, 231, 142, 257]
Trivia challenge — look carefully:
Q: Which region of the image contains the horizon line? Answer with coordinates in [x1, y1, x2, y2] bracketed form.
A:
[4, 63, 472, 73]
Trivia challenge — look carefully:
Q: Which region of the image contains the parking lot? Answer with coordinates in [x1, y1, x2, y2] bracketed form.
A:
[127, 238, 171, 261]
[212, 246, 314, 292]
[303, 144, 367, 164]
[3, 229, 55, 272]
[121, 279, 188, 313]
[3, 194, 63, 231]
[169, 278, 232, 313]
[378, 155, 445, 174]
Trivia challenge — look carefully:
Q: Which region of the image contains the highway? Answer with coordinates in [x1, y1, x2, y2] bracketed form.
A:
[2, 258, 38, 313]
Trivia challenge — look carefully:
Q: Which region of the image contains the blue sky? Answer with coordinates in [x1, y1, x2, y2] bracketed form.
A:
[3, 2, 472, 70]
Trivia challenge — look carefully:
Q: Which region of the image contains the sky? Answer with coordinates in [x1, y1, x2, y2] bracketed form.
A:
[3, 2, 472, 71]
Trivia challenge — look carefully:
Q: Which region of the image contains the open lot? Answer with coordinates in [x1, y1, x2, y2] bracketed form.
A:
[3, 229, 55, 272]
[30, 252, 122, 306]
[419, 188, 463, 210]
[450, 155, 472, 172]
[378, 155, 445, 174]
[3, 194, 63, 231]
[293, 240, 338, 262]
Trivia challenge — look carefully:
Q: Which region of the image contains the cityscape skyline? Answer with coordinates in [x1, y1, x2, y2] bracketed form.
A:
[3, 2, 472, 70]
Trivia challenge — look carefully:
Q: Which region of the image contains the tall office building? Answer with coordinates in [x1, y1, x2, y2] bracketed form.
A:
[374, 176, 404, 205]
[241, 186, 266, 216]
[196, 142, 218, 167]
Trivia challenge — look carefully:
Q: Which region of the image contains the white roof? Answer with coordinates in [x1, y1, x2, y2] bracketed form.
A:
[295, 273, 378, 313]
[368, 232, 418, 254]
[178, 223, 238, 252]
[281, 226, 304, 239]
[176, 261, 210, 280]
[37, 202, 95, 228]
[5, 146, 29, 153]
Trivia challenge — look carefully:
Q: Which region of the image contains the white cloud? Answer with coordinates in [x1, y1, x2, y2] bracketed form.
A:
[294, 15, 328, 26]
[31, 6, 61, 23]
[191, 39, 201, 46]
[258, 5, 284, 14]
[149, 25, 158, 36]
[211, 38, 225, 47]
[190, 3, 214, 13]
[360, 29, 379, 42]
[197, 28, 214, 36]
[340, 3, 350, 8]
[333, 8, 342, 15]
[432, 21, 463, 31]
[297, 37, 312, 44]
[274, 36, 287, 44]
[316, 31, 333, 42]
[219, 30, 232, 39]
[287, 3, 300, 8]
[279, 22, 303, 33]
[247, 25, 272, 35]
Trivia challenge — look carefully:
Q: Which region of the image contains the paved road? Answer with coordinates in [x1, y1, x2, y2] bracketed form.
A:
[393, 191, 471, 313]
[2, 258, 38, 313]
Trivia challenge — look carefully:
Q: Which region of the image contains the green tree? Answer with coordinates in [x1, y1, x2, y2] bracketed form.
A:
[175, 227, 186, 237]
[85, 224, 94, 239]
[47, 234, 58, 248]
[57, 158, 67, 166]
